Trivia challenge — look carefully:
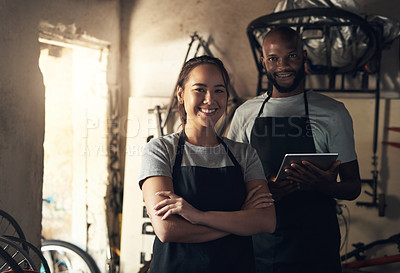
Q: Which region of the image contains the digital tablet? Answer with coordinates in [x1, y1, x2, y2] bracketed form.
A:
[275, 153, 339, 181]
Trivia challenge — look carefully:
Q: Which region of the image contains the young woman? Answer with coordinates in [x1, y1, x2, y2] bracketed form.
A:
[139, 55, 276, 273]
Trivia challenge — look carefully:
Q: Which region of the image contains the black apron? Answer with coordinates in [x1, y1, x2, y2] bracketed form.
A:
[149, 131, 256, 273]
[250, 92, 341, 273]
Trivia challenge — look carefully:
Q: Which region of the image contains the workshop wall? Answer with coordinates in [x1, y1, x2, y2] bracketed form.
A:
[0, 0, 45, 248]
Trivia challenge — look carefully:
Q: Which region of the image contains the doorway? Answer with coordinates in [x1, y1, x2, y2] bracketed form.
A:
[39, 31, 110, 272]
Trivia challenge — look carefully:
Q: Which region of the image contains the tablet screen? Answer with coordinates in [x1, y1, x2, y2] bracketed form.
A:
[275, 153, 338, 181]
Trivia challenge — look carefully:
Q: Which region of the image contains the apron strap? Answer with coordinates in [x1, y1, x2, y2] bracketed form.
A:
[173, 130, 186, 174]
[257, 91, 310, 117]
[304, 90, 310, 116]
[219, 137, 242, 169]
[174, 131, 242, 171]
[256, 93, 272, 118]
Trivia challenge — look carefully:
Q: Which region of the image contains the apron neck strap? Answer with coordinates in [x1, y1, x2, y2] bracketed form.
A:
[174, 130, 186, 169]
[257, 91, 310, 117]
[219, 138, 241, 168]
[257, 93, 272, 117]
[175, 130, 241, 169]
[303, 90, 309, 116]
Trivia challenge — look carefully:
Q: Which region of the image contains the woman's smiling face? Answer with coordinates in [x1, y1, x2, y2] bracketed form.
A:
[179, 64, 227, 130]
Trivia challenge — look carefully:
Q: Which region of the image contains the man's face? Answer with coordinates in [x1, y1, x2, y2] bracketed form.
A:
[262, 34, 306, 95]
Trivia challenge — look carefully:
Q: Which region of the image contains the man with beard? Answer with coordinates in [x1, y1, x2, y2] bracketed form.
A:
[228, 26, 361, 273]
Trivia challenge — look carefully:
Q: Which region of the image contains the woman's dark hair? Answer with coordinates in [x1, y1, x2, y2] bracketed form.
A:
[177, 55, 231, 126]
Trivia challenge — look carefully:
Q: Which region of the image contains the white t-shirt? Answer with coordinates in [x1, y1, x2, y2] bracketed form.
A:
[227, 91, 357, 163]
[139, 133, 267, 187]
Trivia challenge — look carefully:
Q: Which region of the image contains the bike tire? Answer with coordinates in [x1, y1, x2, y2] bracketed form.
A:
[41, 239, 100, 273]
[0, 236, 36, 271]
[4, 235, 51, 273]
[0, 210, 26, 240]
[0, 246, 24, 273]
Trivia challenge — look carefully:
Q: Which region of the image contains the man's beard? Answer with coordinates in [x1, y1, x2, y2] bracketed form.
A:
[267, 65, 305, 93]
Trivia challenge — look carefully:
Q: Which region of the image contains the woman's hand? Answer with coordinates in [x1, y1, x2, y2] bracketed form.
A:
[242, 185, 274, 210]
[153, 191, 202, 224]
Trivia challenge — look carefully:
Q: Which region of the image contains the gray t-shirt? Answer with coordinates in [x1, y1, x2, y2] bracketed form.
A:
[139, 133, 266, 187]
[227, 91, 357, 163]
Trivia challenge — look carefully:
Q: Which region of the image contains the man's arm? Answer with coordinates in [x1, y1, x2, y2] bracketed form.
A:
[335, 160, 362, 200]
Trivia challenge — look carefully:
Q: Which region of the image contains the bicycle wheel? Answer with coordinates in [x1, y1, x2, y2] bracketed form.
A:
[3, 235, 51, 273]
[0, 246, 24, 273]
[41, 240, 100, 273]
[0, 210, 26, 240]
[0, 236, 36, 271]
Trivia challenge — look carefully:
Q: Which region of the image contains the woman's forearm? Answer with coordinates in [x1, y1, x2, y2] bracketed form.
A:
[188, 180, 276, 236]
[150, 213, 229, 243]
[194, 206, 276, 236]
[142, 176, 229, 243]
[143, 177, 276, 242]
